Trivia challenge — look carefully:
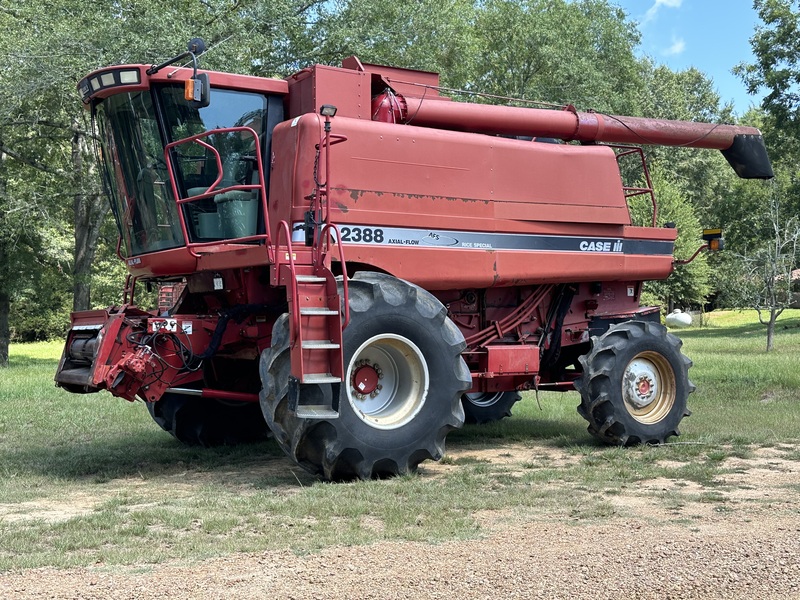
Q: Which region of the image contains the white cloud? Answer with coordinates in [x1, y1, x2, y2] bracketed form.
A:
[663, 36, 686, 56]
[643, 0, 683, 24]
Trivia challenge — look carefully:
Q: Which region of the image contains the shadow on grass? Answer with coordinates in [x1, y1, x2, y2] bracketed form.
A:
[676, 317, 800, 340]
[5, 415, 596, 487]
[6, 356, 60, 368]
[449, 415, 592, 449]
[4, 431, 305, 487]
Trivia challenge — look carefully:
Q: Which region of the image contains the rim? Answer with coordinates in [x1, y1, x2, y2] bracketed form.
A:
[464, 391, 505, 408]
[621, 351, 676, 424]
[346, 334, 429, 430]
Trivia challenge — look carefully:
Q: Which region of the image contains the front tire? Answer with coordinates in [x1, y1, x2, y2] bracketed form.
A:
[146, 393, 269, 447]
[575, 320, 694, 445]
[260, 273, 470, 480]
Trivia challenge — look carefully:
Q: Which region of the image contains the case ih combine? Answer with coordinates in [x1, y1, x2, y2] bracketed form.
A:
[56, 41, 773, 480]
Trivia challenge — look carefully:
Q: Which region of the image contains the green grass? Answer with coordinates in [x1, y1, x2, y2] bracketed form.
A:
[678, 309, 800, 443]
[0, 310, 798, 571]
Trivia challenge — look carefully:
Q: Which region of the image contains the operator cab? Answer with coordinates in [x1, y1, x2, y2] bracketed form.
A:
[80, 62, 286, 260]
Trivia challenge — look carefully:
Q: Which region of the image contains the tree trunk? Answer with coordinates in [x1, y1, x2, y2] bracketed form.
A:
[0, 145, 8, 367]
[0, 289, 8, 367]
[71, 116, 109, 312]
[73, 191, 107, 311]
[766, 309, 777, 352]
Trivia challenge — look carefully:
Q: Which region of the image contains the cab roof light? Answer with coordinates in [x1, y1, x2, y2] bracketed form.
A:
[78, 68, 142, 103]
[118, 70, 140, 84]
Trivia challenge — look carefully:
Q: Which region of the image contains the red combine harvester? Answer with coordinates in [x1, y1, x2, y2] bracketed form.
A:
[56, 41, 773, 480]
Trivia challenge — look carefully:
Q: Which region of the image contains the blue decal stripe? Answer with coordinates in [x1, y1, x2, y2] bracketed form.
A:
[336, 225, 674, 256]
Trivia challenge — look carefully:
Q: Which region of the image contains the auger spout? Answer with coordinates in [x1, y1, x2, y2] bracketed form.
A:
[376, 94, 773, 179]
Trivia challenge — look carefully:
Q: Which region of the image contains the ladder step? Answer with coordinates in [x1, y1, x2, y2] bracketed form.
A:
[303, 373, 342, 384]
[300, 307, 339, 316]
[302, 340, 340, 350]
[294, 405, 340, 419]
[296, 275, 326, 283]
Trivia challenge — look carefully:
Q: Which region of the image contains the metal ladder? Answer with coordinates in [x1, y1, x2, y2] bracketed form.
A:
[287, 263, 344, 418]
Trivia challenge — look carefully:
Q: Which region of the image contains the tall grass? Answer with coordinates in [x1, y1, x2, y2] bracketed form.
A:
[0, 310, 797, 571]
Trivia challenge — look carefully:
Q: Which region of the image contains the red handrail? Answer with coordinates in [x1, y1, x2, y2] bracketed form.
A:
[274, 220, 302, 342]
[163, 126, 273, 260]
[319, 223, 350, 329]
[613, 145, 657, 227]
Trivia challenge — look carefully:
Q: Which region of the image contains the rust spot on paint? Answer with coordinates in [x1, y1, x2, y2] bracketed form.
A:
[336, 203, 349, 213]
[337, 188, 490, 205]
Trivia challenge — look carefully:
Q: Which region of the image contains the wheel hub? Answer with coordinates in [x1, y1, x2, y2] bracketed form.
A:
[623, 358, 660, 409]
[351, 360, 383, 399]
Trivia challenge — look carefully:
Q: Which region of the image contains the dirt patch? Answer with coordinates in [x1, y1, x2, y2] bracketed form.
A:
[0, 495, 99, 524]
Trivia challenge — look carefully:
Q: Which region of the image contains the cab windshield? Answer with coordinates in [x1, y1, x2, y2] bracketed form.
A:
[96, 85, 272, 256]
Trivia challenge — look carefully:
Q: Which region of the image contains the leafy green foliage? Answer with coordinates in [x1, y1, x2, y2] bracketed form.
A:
[310, 0, 479, 88]
[7, 245, 73, 342]
[735, 0, 800, 142]
[637, 64, 739, 212]
[629, 168, 710, 308]
[473, 0, 644, 112]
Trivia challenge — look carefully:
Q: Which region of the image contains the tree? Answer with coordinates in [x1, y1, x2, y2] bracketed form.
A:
[309, 0, 479, 89]
[473, 0, 645, 113]
[725, 173, 799, 351]
[0, 148, 8, 365]
[0, 138, 73, 363]
[637, 62, 742, 211]
[0, 2, 117, 357]
[728, 1, 800, 350]
[735, 0, 800, 145]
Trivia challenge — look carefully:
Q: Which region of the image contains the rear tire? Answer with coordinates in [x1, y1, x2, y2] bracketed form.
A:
[575, 320, 693, 445]
[462, 391, 521, 424]
[146, 393, 269, 447]
[260, 273, 470, 480]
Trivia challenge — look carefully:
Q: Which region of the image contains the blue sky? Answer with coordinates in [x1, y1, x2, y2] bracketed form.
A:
[614, 0, 761, 115]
